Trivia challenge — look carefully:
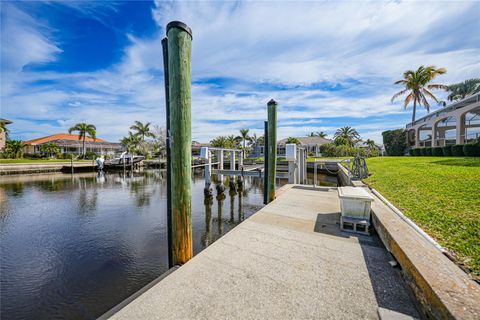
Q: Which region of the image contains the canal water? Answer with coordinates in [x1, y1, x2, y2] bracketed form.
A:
[0, 169, 337, 319]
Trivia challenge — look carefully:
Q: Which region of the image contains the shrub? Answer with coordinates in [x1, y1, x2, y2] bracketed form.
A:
[424, 147, 432, 156]
[83, 151, 98, 159]
[367, 148, 380, 157]
[442, 145, 452, 156]
[432, 147, 443, 156]
[23, 153, 45, 159]
[408, 149, 414, 156]
[463, 143, 480, 157]
[452, 144, 464, 156]
[419, 148, 426, 156]
[382, 129, 407, 156]
[319, 143, 375, 157]
[412, 148, 421, 156]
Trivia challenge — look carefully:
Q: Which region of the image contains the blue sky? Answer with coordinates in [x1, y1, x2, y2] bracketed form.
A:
[1, 0, 479, 143]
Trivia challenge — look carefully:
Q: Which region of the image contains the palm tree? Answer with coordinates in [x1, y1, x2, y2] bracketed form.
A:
[236, 129, 250, 158]
[285, 137, 301, 145]
[5, 140, 24, 159]
[0, 121, 9, 139]
[446, 78, 480, 101]
[68, 123, 96, 156]
[248, 133, 264, 146]
[227, 135, 240, 149]
[130, 121, 154, 141]
[333, 126, 360, 146]
[210, 136, 229, 148]
[308, 131, 327, 138]
[40, 142, 60, 158]
[365, 139, 376, 149]
[391, 65, 447, 123]
[120, 132, 141, 154]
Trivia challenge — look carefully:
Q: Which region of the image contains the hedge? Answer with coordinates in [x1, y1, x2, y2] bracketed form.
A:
[412, 148, 421, 156]
[382, 129, 407, 156]
[442, 145, 452, 156]
[463, 143, 480, 157]
[432, 147, 443, 156]
[452, 144, 464, 156]
[419, 148, 426, 156]
[408, 149, 414, 156]
[320, 143, 380, 158]
[424, 147, 432, 156]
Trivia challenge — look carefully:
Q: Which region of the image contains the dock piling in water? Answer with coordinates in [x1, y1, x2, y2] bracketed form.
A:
[166, 21, 193, 265]
[267, 99, 277, 203]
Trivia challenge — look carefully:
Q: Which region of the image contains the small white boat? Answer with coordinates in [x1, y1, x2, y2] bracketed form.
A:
[103, 152, 144, 169]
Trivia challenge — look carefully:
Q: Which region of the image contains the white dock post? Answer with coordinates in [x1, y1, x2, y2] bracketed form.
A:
[204, 151, 211, 187]
[288, 161, 296, 184]
[238, 151, 243, 170]
[299, 148, 306, 184]
[230, 151, 236, 171]
[215, 150, 225, 195]
[229, 151, 236, 190]
[286, 144, 297, 184]
[218, 150, 224, 170]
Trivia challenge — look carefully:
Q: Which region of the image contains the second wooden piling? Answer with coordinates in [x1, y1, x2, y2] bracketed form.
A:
[267, 99, 277, 203]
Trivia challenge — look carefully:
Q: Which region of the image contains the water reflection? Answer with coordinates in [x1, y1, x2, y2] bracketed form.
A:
[202, 197, 213, 247]
[0, 170, 268, 320]
[216, 193, 226, 237]
[1, 169, 337, 319]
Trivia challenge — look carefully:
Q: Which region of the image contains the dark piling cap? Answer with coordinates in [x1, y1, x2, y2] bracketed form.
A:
[267, 99, 277, 106]
[166, 21, 193, 39]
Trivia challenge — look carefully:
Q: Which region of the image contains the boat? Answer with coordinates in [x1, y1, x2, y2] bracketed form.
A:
[103, 152, 144, 170]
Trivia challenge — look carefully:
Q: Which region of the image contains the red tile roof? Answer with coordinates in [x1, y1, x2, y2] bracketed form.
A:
[24, 133, 106, 145]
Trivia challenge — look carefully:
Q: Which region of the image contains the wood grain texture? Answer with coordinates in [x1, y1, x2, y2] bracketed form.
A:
[167, 26, 193, 265]
[267, 100, 277, 202]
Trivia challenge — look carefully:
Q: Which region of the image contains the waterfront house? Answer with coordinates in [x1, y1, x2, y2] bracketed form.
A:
[406, 93, 480, 148]
[250, 136, 332, 158]
[0, 118, 12, 151]
[23, 133, 123, 156]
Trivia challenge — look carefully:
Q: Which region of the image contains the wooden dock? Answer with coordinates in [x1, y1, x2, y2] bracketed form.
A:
[105, 185, 419, 319]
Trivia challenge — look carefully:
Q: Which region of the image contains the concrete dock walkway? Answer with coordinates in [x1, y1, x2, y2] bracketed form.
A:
[109, 185, 418, 319]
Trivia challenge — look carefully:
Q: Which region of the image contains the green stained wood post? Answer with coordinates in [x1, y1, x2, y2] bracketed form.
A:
[166, 21, 193, 265]
[267, 99, 277, 203]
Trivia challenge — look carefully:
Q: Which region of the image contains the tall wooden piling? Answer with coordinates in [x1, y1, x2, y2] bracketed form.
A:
[263, 121, 269, 204]
[267, 99, 277, 203]
[162, 37, 173, 267]
[166, 21, 193, 265]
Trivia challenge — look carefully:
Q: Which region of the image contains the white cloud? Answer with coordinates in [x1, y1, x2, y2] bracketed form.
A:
[1, 1, 479, 144]
[0, 3, 62, 73]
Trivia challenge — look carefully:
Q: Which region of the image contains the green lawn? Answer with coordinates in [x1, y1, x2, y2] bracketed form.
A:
[364, 157, 480, 279]
[0, 159, 90, 164]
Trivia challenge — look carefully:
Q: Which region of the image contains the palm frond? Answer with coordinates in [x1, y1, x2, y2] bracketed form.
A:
[391, 89, 409, 102]
[421, 88, 439, 103]
[427, 84, 448, 90]
[403, 92, 414, 108]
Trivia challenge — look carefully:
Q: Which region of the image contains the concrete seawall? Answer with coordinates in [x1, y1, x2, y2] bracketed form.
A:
[0, 162, 96, 175]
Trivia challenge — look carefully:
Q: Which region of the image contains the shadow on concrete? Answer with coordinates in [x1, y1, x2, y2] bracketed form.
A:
[359, 234, 420, 318]
[313, 212, 348, 238]
[313, 213, 381, 247]
[313, 213, 420, 317]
